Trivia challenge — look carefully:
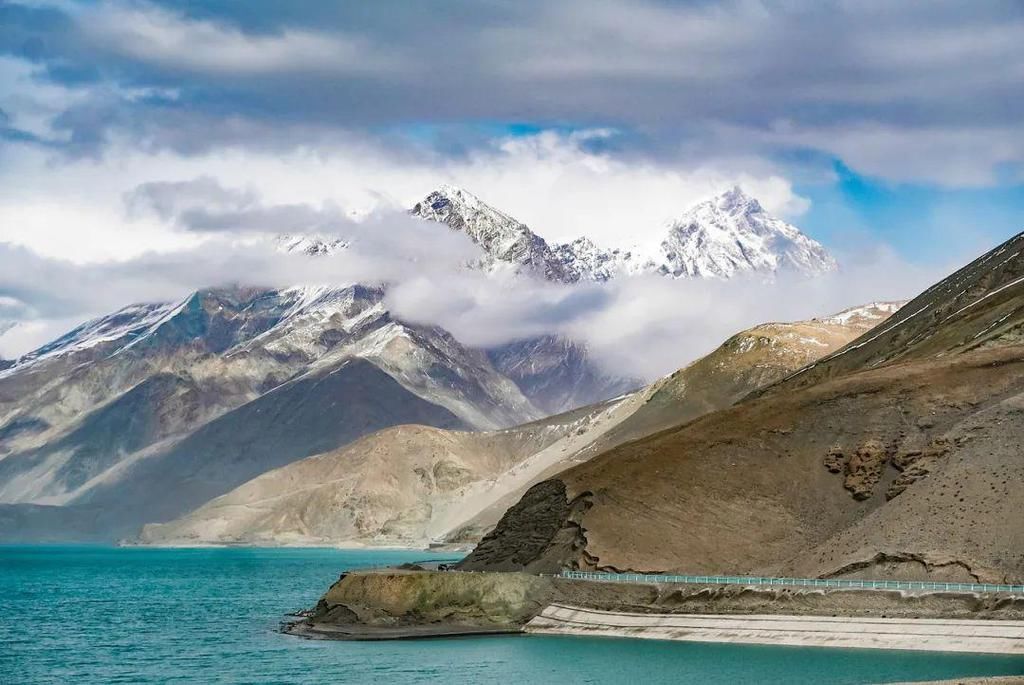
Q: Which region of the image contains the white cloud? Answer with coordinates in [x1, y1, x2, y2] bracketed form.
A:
[0, 318, 85, 359]
[446, 130, 810, 249]
[0, 126, 941, 376]
[0, 129, 811, 264]
[0, 222, 947, 378]
[83, 2, 402, 76]
[0, 56, 90, 140]
[386, 244, 948, 379]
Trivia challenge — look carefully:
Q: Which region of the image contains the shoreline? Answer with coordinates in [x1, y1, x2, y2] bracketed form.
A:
[116, 540, 472, 553]
[283, 619, 522, 641]
[525, 604, 1024, 655]
[285, 570, 1024, 655]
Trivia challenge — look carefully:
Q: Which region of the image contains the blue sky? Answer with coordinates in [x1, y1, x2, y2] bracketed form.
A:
[799, 164, 1024, 266]
[0, 0, 1022, 357]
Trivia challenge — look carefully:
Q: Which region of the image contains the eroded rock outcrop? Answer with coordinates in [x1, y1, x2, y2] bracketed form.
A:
[457, 480, 592, 573]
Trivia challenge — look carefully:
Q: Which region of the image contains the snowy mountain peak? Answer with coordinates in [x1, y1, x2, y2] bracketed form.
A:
[411, 185, 577, 283]
[552, 236, 650, 282]
[715, 185, 763, 214]
[277, 234, 347, 256]
[659, 187, 837, 279]
[409, 183, 836, 283]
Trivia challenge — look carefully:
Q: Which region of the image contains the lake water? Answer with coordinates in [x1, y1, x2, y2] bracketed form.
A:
[2, 546, 1023, 684]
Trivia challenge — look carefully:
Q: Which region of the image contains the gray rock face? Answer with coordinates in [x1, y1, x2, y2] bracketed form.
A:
[74, 358, 466, 528]
[411, 184, 579, 283]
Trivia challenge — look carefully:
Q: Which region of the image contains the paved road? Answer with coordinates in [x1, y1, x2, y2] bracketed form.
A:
[559, 570, 1024, 594]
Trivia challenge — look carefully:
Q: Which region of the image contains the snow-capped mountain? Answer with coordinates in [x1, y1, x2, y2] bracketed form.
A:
[276, 234, 347, 256]
[410, 184, 579, 282]
[271, 184, 834, 284]
[409, 184, 835, 283]
[658, 186, 837, 279]
[551, 237, 645, 282]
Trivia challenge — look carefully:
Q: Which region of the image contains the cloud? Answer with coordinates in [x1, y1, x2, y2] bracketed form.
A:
[386, 244, 950, 379]
[0, 131, 812, 263]
[126, 176, 257, 224]
[743, 122, 1024, 188]
[0, 2, 1018, 370]
[83, 2, 402, 76]
[2, 1, 1023, 185]
[0, 227, 950, 377]
[124, 176, 358, 235]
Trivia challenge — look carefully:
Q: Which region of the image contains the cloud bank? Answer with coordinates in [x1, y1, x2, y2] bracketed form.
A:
[0, 215, 949, 379]
[2, 0, 1022, 187]
[0, 0, 1016, 374]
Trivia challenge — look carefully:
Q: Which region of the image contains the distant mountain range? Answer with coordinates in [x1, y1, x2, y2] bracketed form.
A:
[138, 302, 901, 548]
[410, 184, 837, 282]
[0, 184, 837, 542]
[0, 284, 635, 540]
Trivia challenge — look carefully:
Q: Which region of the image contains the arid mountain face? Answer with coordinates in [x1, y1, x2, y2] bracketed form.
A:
[581, 302, 903, 456]
[137, 403, 623, 547]
[460, 233, 1024, 583]
[139, 303, 896, 548]
[761, 233, 1024, 394]
[0, 185, 845, 544]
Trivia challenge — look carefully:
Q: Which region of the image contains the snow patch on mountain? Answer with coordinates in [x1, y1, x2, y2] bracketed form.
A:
[277, 234, 348, 256]
[552, 237, 652, 282]
[819, 301, 906, 327]
[0, 301, 185, 378]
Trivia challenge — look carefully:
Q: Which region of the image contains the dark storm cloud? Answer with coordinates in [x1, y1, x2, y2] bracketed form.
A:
[2, 0, 1023, 183]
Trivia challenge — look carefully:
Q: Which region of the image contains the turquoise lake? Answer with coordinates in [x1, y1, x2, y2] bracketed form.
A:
[2, 546, 1023, 684]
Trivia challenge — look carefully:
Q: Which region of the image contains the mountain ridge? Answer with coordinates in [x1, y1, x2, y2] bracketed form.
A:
[409, 184, 836, 283]
[138, 301, 898, 548]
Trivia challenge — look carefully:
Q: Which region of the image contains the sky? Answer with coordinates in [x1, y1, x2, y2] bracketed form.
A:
[0, 0, 1022, 374]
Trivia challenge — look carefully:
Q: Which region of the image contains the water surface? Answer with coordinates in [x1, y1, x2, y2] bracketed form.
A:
[3, 545, 1023, 684]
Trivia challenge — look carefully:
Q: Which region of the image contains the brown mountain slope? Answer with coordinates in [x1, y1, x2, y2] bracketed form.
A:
[140, 303, 898, 547]
[585, 302, 902, 454]
[761, 232, 1024, 395]
[459, 232, 1024, 583]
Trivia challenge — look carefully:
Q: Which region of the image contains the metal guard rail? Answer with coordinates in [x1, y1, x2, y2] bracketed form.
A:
[559, 570, 1024, 594]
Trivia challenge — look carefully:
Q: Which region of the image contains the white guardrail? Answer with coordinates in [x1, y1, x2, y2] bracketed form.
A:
[558, 570, 1024, 594]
